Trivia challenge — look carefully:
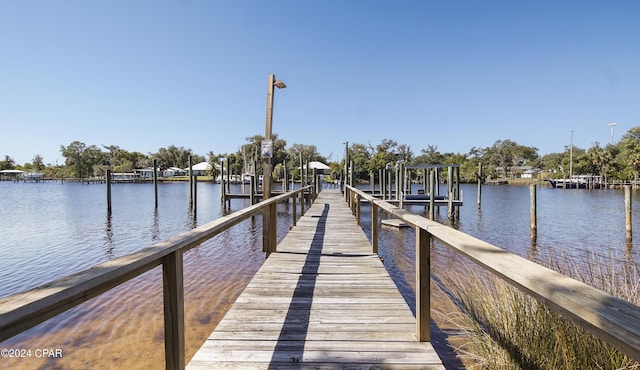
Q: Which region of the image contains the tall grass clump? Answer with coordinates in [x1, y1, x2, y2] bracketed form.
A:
[435, 247, 640, 369]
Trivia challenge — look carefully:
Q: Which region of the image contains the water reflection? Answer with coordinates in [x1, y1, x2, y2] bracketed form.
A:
[151, 208, 160, 242]
[103, 214, 114, 258]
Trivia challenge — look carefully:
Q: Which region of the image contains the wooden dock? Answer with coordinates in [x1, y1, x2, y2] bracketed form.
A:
[187, 189, 443, 369]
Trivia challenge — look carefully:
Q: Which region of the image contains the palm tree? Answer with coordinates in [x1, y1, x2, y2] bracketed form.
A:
[588, 143, 612, 183]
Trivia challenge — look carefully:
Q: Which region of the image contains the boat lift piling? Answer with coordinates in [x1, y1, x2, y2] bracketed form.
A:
[374, 164, 463, 221]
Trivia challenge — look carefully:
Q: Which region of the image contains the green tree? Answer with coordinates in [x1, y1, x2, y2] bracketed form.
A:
[484, 139, 539, 179]
[32, 154, 44, 172]
[60, 141, 88, 178]
[0, 155, 16, 170]
[588, 142, 613, 182]
[540, 152, 565, 175]
[414, 145, 444, 165]
[152, 145, 203, 170]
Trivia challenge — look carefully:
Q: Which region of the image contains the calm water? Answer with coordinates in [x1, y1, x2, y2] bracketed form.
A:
[0, 181, 638, 369]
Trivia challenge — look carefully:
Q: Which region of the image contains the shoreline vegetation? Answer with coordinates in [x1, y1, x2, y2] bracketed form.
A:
[432, 246, 640, 369]
[5, 125, 640, 186]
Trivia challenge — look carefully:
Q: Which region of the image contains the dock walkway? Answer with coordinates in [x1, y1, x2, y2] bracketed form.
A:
[187, 189, 443, 369]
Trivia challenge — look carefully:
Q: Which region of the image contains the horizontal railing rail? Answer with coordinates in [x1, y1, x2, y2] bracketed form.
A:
[0, 186, 313, 369]
[346, 185, 640, 362]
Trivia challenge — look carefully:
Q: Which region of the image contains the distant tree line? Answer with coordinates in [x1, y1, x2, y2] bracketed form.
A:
[4, 126, 640, 183]
[0, 134, 328, 180]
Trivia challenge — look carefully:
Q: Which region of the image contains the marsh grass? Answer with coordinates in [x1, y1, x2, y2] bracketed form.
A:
[435, 247, 640, 369]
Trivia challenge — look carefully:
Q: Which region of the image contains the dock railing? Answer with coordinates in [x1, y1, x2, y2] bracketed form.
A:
[345, 185, 640, 362]
[0, 186, 313, 370]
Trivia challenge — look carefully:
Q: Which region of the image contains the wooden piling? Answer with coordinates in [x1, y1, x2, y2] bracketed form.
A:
[372, 202, 378, 254]
[626, 185, 632, 243]
[477, 162, 482, 209]
[225, 159, 231, 208]
[249, 175, 255, 205]
[192, 168, 197, 214]
[530, 184, 537, 244]
[188, 156, 193, 207]
[416, 226, 431, 341]
[380, 169, 384, 200]
[370, 171, 374, 194]
[429, 170, 435, 220]
[106, 169, 112, 215]
[455, 166, 461, 220]
[350, 160, 355, 193]
[153, 159, 158, 208]
[220, 160, 226, 203]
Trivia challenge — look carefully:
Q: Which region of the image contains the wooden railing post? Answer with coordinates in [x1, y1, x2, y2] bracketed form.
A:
[162, 251, 185, 370]
[416, 227, 431, 342]
[269, 202, 277, 254]
[372, 203, 378, 254]
[356, 194, 361, 226]
[292, 191, 297, 227]
[351, 189, 356, 215]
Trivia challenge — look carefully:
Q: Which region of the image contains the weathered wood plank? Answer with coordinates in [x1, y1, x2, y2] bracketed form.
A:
[187, 189, 443, 369]
[348, 185, 640, 363]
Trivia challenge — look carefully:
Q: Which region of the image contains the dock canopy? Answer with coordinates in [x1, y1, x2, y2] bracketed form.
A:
[0, 170, 25, 180]
[302, 161, 330, 174]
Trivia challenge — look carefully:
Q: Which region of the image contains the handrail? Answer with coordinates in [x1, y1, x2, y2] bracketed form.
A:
[0, 185, 312, 369]
[346, 185, 640, 362]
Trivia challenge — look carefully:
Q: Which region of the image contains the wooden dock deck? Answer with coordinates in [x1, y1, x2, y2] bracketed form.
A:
[187, 189, 444, 369]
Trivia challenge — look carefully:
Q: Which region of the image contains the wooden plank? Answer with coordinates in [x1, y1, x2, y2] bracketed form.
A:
[348, 185, 640, 363]
[187, 189, 443, 369]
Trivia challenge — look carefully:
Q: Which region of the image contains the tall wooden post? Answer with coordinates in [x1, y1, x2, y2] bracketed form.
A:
[153, 159, 158, 209]
[192, 167, 197, 214]
[387, 167, 393, 200]
[477, 162, 482, 209]
[300, 153, 304, 188]
[106, 169, 112, 215]
[447, 166, 454, 218]
[370, 171, 374, 194]
[188, 156, 193, 208]
[530, 184, 537, 244]
[416, 227, 431, 341]
[381, 169, 386, 200]
[395, 164, 400, 201]
[249, 175, 255, 205]
[292, 191, 297, 227]
[343, 141, 349, 196]
[423, 168, 428, 196]
[226, 158, 231, 208]
[162, 251, 185, 370]
[455, 166, 461, 220]
[350, 160, 355, 195]
[283, 159, 288, 193]
[220, 159, 226, 203]
[372, 203, 378, 254]
[429, 170, 435, 220]
[626, 185, 632, 243]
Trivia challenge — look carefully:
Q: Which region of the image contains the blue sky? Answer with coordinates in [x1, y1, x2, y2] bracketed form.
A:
[1, 1, 639, 165]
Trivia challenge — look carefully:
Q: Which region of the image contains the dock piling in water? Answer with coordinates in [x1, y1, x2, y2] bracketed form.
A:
[626, 185, 632, 243]
[530, 184, 537, 245]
